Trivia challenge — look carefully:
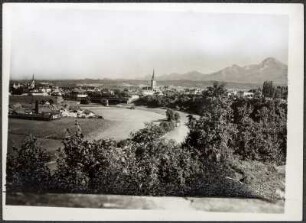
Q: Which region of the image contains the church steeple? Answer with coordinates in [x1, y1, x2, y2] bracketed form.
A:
[152, 69, 155, 81]
[150, 69, 156, 90]
[29, 73, 35, 89]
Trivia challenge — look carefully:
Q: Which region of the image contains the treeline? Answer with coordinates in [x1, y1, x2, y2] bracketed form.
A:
[185, 83, 287, 165]
[135, 81, 287, 115]
[262, 81, 287, 99]
[134, 93, 204, 115]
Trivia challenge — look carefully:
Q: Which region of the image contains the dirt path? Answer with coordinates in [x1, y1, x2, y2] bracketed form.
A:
[132, 106, 191, 144]
[163, 111, 189, 144]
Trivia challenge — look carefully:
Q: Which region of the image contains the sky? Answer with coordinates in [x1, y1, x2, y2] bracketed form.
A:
[6, 5, 289, 80]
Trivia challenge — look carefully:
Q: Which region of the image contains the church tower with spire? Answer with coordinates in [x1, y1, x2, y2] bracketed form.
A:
[29, 74, 35, 90]
[151, 69, 156, 90]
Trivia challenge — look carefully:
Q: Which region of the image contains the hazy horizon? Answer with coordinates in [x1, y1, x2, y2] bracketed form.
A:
[7, 5, 288, 80]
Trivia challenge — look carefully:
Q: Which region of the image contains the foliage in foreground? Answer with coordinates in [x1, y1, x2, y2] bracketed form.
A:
[6, 136, 51, 192]
[6, 82, 287, 200]
[7, 126, 274, 200]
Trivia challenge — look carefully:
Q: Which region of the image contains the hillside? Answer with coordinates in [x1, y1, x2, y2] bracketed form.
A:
[159, 57, 287, 85]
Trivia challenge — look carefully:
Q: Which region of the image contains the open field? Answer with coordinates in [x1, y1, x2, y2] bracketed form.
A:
[7, 105, 190, 158]
[7, 105, 190, 171]
[82, 106, 167, 140]
[7, 117, 114, 164]
[8, 118, 113, 140]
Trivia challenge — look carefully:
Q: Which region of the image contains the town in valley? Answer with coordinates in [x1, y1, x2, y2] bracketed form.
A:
[5, 6, 290, 213]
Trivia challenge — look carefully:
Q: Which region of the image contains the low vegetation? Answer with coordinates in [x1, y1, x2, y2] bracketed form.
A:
[6, 82, 287, 201]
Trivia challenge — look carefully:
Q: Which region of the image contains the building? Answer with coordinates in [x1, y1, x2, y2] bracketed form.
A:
[9, 100, 61, 121]
[236, 90, 254, 98]
[12, 82, 21, 89]
[29, 74, 36, 90]
[141, 69, 157, 96]
[71, 89, 88, 101]
[151, 69, 156, 90]
[127, 95, 140, 103]
[141, 87, 155, 96]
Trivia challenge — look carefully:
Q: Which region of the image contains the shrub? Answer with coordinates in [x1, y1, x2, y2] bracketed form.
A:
[130, 122, 165, 143]
[174, 112, 180, 122]
[50, 127, 203, 196]
[166, 108, 175, 121]
[231, 98, 287, 164]
[159, 120, 175, 132]
[6, 136, 51, 192]
[184, 88, 235, 163]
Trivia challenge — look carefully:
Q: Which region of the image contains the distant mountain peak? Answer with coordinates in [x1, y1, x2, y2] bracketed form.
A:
[158, 57, 287, 85]
[231, 64, 240, 68]
[260, 57, 284, 66]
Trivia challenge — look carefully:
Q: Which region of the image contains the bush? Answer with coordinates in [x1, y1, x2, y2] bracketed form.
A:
[166, 108, 175, 121]
[6, 136, 51, 193]
[184, 88, 235, 163]
[130, 122, 165, 143]
[159, 120, 175, 132]
[231, 98, 287, 164]
[49, 127, 203, 196]
[80, 98, 90, 104]
[174, 112, 180, 122]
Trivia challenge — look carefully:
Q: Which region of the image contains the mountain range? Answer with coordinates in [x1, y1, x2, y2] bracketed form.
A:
[158, 57, 287, 85]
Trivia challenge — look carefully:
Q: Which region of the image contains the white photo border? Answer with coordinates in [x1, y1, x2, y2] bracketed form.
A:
[2, 2, 304, 221]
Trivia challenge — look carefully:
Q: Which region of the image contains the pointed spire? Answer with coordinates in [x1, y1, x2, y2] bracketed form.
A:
[32, 73, 35, 81]
[152, 69, 155, 81]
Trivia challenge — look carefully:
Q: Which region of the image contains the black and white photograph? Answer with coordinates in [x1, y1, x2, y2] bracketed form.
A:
[2, 3, 303, 221]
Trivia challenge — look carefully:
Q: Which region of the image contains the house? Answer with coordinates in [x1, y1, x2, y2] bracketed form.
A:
[9, 102, 61, 121]
[142, 89, 155, 96]
[127, 95, 140, 103]
[71, 89, 88, 101]
[237, 91, 254, 98]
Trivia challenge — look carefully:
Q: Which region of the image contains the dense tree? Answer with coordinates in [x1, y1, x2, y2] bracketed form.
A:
[203, 82, 227, 98]
[166, 109, 175, 121]
[262, 81, 275, 98]
[184, 83, 235, 162]
[231, 97, 287, 164]
[174, 112, 180, 123]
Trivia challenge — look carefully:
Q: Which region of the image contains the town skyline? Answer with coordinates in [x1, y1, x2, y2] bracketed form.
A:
[10, 57, 287, 87]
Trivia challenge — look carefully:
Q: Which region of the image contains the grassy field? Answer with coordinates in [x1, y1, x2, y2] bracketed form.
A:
[7, 117, 114, 164]
[8, 118, 114, 140]
[81, 106, 166, 140]
[7, 106, 168, 158]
